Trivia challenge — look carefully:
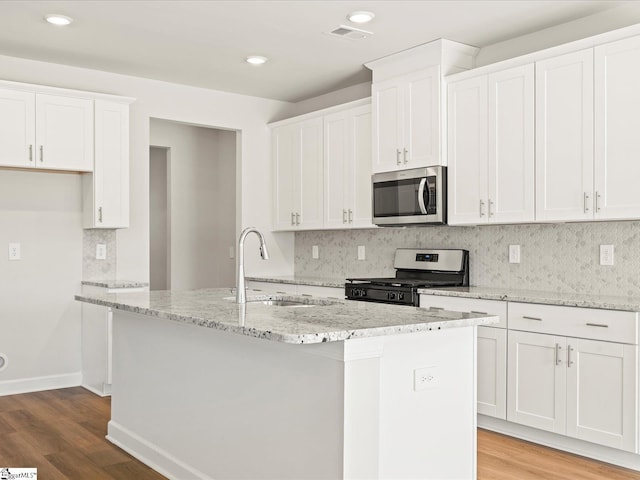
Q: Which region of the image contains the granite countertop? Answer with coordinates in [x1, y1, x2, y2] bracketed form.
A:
[82, 280, 149, 289]
[246, 275, 345, 289]
[418, 286, 640, 312]
[75, 288, 497, 344]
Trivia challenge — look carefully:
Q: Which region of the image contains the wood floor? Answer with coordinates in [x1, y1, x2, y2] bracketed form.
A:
[0, 387, 639, 479]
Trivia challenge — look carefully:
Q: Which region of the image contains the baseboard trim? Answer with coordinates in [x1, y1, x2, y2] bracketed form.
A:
[479, 415, 640, 472]
[0, 372, 82, 396]
[107, 420, 212, 480]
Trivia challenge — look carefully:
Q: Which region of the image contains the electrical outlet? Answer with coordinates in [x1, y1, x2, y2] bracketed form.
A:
[509, 245, 520, 264]
[96, 243, 107, 260]
[414, 366, 439, 391]
[357, 245, 366, 261]
[600, 245, 614, 266]
[8, 243, 20, 261]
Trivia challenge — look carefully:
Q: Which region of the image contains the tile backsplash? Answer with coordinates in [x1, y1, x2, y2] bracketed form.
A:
[295, 222, 640, 297]
[83, 229, 117, 280]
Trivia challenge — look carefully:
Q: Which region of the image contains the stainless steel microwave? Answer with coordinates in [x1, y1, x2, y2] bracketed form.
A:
[372, 166, 447, 226]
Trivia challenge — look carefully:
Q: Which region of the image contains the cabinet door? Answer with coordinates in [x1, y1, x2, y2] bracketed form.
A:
[348, 104, 373, 228]
[566, 338, 637, 452]
[477, 326, 507, 420]
[405, 66, 441, 168]
[272, 124, 297, 230]
[536, 49, 594, 221]
[0, 88, 35, 168]
[595, 36, 640, 220]
[35, 94, 93, 171]
[372, 78, 403, 173]
[324, 111, 349, 228]
[507, 331, 567, 434]
[447, 76, 488, 225]
[297, 117, 324, 229]
[88, 100, 129, 228]
[488, 64, 535, 223]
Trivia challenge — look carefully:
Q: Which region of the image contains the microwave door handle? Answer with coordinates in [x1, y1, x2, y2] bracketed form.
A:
[418, 178, 428, 214]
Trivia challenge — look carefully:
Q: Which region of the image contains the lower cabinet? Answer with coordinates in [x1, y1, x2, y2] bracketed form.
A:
[507, 302, 639, 454]
[419, 294, 507, 420]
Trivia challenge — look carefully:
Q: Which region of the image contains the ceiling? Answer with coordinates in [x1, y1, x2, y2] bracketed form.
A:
[0, 1, 635, 102]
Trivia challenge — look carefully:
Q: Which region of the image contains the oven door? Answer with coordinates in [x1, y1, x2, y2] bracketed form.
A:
[372, 166, 446, 225]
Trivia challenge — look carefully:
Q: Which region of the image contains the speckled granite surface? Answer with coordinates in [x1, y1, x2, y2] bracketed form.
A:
[75, 288, 497, 344]
[82, 280, 149, 289]
[246, 276, 345, 288]
[418, 287, 640, 312]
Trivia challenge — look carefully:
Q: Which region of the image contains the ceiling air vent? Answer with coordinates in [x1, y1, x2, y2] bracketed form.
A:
[327, 24, 373, 40]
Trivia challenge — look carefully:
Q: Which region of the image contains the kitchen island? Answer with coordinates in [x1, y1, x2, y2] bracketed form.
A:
[75, 288, 497, 480]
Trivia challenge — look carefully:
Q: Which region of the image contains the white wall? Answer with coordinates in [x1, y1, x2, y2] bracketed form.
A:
[150, 120, 236, 290]
[149, 146, 169, 290]
[0, 170, 82, 389]
[0, 53, 295, 392]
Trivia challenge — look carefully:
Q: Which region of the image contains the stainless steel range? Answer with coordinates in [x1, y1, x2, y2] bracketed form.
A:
[345, 249, 469, 306]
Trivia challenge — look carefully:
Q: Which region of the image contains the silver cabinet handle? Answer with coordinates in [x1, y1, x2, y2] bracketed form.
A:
[522, 316, 542, 321]
[396, 149, 402, 165]
[479, 199, 485, 217]
[584, 192, 590, 213]
[343, 209, 347, 224]
[29, 145, 33, 162]
[403, 148, 408, 164]
[555, 343, 562, 365]
[488, 199, 494, 217]
[586, 322, 609, 328]
[348, 209, 353, 223]
[291, 212, 295, 226]
[567, 345, 574, 367]
[40, 145, 44, 163]
[98, 207, 103, 223]
[596, 191, 601, 213]
[470, 311, 488, 315]
[295, 213, 300, 225]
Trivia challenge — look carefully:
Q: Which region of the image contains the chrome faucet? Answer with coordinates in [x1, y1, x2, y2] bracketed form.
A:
[236, 227, 270, 304]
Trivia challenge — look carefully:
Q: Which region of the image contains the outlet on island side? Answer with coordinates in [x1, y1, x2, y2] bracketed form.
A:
[414, 366, 439, 391]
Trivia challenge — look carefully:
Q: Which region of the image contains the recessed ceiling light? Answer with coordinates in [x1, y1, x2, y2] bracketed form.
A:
[246, 56, 268, 65]
[347, 11, 375, 24]
[45, 14, 73, 26]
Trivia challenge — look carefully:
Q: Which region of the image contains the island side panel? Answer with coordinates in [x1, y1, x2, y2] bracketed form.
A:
[108, 310, 345, 480]
[377, 327, 478, 479]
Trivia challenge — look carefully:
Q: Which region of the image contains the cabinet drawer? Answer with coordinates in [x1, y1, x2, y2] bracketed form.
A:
[509, 302, 638, 344]
[420, 295, 507, 328]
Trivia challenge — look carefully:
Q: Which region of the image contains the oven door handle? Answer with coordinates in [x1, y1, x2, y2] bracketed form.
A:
[418, 177, 428, 215]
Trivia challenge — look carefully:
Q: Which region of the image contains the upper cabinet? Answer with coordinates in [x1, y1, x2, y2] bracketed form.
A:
[371, 66, 440, 172]
[448, 64, 534, 225]
[366, 39, 479, 174]
[535, 49, 594, 222]
[271, 99, 372, 232]
[0, 89, 93, 171]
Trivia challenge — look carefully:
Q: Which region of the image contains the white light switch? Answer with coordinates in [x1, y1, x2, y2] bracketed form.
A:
[357, 245, 366, 261]
[96, 243, 107, 260]
[600, 245, 614, 266]
[312, 245, 319, 259]
[8, 243, 20, 261]
[509, 245, 520, 264]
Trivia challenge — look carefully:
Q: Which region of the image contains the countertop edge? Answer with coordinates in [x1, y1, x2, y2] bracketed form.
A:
[245, 276, 345, 288]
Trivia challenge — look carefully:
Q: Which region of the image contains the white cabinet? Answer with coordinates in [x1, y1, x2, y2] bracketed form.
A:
[324, 104, 373, 229]
[83, 100, 131, 228]
[372, 66, 441, 173]
[448, 64, 534, 225]
[535, 49, 594, 222]
[0, 88, 35, 168]
[419, 294, 507, 420]
[273, 117, 324, 230]
[594, 35, 640, 220]
[507, 303, 638, 452]
[0, 89, 93, 171]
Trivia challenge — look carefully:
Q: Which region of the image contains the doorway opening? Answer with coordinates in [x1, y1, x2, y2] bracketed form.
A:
[149, 119, 237, 291]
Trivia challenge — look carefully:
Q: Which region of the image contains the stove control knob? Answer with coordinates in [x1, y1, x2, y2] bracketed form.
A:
[360, 289, 366, 297]
[388, 292, 396, 301]
[398, 292, 404, 301]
